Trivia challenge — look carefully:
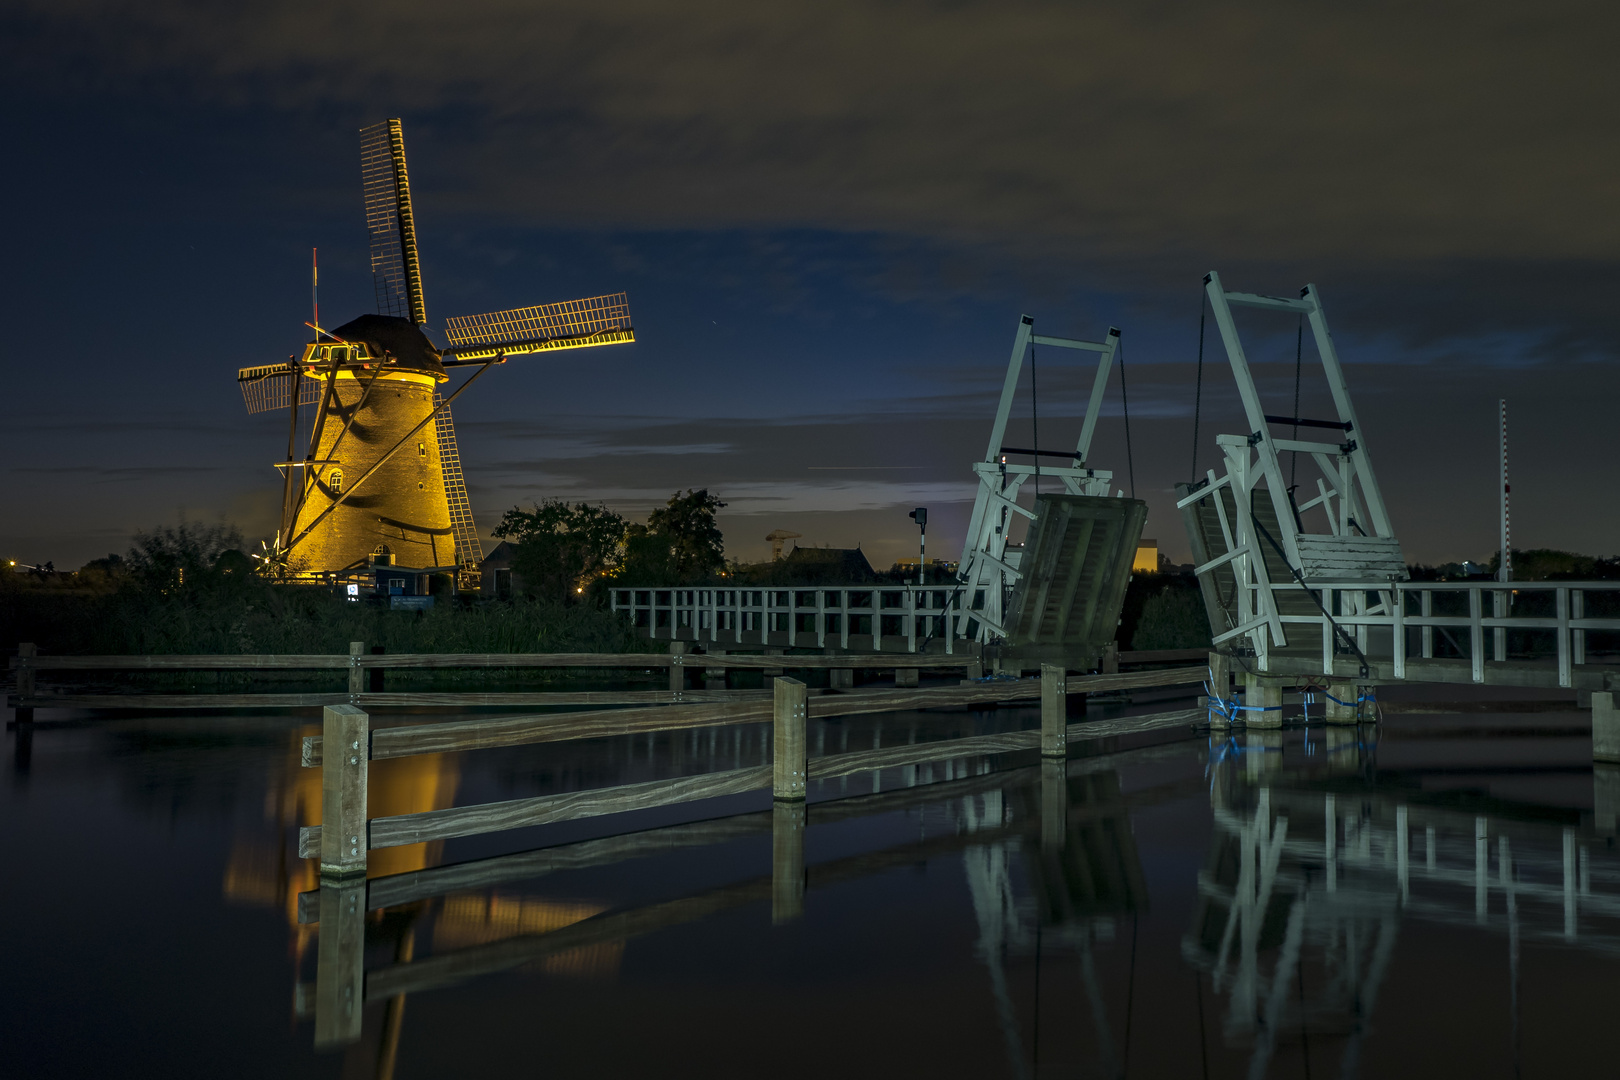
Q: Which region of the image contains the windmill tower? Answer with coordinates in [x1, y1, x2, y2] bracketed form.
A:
[237, 119, 634, 583]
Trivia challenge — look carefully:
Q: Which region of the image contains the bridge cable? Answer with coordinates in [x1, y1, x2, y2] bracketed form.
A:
[1030, 332, 1041, 496]
[1290, 315, 1302, 491]
[1289, 315, 1305, 531]
[1190, 289, 1207, 482]
[1249, 509, 1370, 678]
[1118, 337, 1137, 498]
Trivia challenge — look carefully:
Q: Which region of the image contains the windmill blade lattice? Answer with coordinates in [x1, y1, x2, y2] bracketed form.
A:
[360, 119, 427, 325]
[442, 293, 633, 361]
[434, 394, 485, 571]
[238, 362, 323, 414]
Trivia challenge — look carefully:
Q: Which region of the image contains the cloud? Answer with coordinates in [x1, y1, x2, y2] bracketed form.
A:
[11, 0, 1620, 270]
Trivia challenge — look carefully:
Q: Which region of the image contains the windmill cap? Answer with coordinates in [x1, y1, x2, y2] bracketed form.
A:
[327, 314, 446, 377]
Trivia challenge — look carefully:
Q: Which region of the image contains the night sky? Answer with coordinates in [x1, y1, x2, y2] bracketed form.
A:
[5, 1, 1617, 571]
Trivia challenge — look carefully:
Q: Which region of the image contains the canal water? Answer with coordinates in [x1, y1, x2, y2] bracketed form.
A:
[2, 694, 1614, 1078]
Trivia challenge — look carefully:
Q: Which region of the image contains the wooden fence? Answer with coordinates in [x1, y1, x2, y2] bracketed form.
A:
[296, 664, 1205, 876]
[5, 641, 1203, 717]
[4, 641, 995, 716]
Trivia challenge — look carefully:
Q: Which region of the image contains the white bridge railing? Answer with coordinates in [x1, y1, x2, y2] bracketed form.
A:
[610, 586, 969, 653]
[1243, 580, 1620, 686]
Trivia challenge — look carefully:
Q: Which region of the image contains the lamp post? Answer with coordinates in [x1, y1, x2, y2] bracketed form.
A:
[909, 507, 928, 585]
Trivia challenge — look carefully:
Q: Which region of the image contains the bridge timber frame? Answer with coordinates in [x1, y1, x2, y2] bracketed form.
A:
[1178, 272, 1407, 670]
[954, 316, 1124, 645]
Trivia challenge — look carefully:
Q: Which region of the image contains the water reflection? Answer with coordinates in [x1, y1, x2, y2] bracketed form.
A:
[22, 699, 1616, 1075]
[1188, 723, 1619, 1078]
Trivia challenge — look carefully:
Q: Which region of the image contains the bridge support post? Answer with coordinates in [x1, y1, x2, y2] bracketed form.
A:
[668, 640, 687, 694]
[320, 704, 370, 880]
[704, 648, 728, 691]
[1593, 692, 1620, 764]
[348, 641, 365, 699]
[772, 677, 807, 800]
[895, 667, 919, 688]
[1243, 673, 1284, 728]
[826, 648, 852, 690]
[1207, 651, 1232, 705]
[1040, 664, 1067, 758]
[1100, 642, 1119, 675]
[1325, 681, 1361, 725]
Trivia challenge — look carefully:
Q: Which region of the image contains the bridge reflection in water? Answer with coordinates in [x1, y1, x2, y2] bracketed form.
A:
[1188, 726, 1618, 1078]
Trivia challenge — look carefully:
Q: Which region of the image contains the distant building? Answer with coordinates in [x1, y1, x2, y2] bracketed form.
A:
[480, 541, 518, 598]
[1133, 538, 1160, 573]
[780, 545, 878, 583]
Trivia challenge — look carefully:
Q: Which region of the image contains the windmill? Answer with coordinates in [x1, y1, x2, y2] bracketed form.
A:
[237, 119, 634, 584]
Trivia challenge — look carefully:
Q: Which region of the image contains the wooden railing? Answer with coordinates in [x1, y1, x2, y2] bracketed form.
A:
[295, 665, 1207, 873]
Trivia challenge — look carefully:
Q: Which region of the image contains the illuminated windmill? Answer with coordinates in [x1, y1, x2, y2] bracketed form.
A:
[237, 118, 634, 582]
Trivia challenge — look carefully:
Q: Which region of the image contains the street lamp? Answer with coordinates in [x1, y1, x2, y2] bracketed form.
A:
[908, 507, 928, 585]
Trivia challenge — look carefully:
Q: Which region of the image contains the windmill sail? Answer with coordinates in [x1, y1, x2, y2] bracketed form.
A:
[441, 293, 633, 362]
[434, 395, 484, 573]
[360, 119, 427, 325]
[238, 362, 322, 413]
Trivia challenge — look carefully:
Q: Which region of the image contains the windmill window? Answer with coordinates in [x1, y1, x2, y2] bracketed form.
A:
[418, 482, 425, 490]
[330, 470, 343, 494]
[418, 443, 426, 457]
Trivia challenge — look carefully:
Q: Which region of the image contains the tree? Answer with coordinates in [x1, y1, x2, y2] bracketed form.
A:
[491, 500, 627, 604]
[622, 489, 727, 583]
[127, 519, 248, 595]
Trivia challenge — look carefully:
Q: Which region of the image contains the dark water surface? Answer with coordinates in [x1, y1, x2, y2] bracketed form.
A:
[3, 696, 1615, 1078]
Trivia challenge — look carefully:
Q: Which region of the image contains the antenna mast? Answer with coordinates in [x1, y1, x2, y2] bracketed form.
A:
[312, 247, 319, 335]
[1499, 399, 1511, 582]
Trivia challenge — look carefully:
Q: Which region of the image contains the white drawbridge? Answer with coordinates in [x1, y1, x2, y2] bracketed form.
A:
[953, 316, 1129, 644]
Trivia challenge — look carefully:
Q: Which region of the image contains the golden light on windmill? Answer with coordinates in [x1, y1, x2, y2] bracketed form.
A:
[236, 118, 635, 584]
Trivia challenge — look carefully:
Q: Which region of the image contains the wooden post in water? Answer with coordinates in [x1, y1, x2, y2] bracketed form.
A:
[773, 676, 807, 800]
[669, 640, 687, 694]
[1040, 663, 1067, 759]
[1593, 692, 1620, 764]
[1100, 641, 1119, 675]
[827, 648, 853, 690]
[348, 641, 365, 699]
[1325, 680, 1360, 725]
[1243, 673, 1284, 728]
[14, 643, 36, 725]
[320, 704, 370, 879]
[1207, 651, 1232, 704]
[771, 801, 806, 923]
[313, 879, 366, 1048]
